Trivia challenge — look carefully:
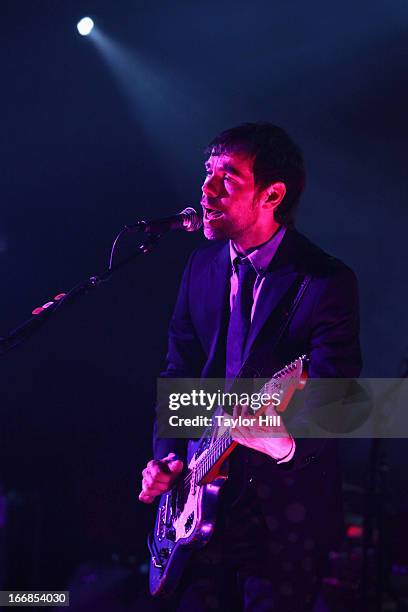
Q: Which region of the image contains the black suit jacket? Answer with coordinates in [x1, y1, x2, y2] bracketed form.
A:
[153, 228, 362, 550]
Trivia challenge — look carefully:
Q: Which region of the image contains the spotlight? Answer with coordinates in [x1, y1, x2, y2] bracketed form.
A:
[77, 17, 94, 36]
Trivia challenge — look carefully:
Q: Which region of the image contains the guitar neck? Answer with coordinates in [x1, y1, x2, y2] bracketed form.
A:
[194, 429, 234, 484]
[193, 355, 306, 484]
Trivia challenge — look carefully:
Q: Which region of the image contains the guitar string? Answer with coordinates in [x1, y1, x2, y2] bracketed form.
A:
[180, 375, 291, 490]
[177, 367, 299, 494]
[189, 376, 286, 482]
[181, 429, 232, 490]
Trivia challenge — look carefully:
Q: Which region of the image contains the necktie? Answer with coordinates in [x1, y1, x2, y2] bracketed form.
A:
[225, 259, 257, 380]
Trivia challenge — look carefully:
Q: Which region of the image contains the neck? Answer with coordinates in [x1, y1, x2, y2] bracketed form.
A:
[233, 221, 281, 254]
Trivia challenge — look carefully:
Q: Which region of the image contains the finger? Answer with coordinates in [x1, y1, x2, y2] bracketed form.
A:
[146, 454, 179, 469]
[158, 458, 182, 475]
[146, 460, 172, 477]
[240, 403, 251, 418]
[163, 452, 177, 461]
[167, 459, 184, 474]
[264, 400, 278, 416]
[232, 432, 250, 447]
[138, 490, 155, 504]
[142, 475, 170, 491]
[233, 404, 242, 419]
[231, 425, 247, 441]
[147, 459, 161, 470]
[142, 481, 168, 496]
[161, 452, 182, 464]
[147, 466, 173, 483]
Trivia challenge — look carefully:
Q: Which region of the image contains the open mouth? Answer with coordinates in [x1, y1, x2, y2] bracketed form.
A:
[203, 206, 224, 221]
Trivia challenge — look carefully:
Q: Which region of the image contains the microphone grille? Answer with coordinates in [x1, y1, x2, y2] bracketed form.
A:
[180, 207, 203, 232]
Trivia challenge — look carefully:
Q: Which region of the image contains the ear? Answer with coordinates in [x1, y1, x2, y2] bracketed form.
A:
[262, 182, 286, 210]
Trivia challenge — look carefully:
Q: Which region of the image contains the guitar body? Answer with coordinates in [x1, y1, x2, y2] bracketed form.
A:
[148, 355, 308, 596]
[148, 447, 229, 597]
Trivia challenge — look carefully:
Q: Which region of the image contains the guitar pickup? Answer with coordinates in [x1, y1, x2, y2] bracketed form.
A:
[165, 527, 176, 541]
[156, 505, 166, 540]
[184, 512, 194, 533]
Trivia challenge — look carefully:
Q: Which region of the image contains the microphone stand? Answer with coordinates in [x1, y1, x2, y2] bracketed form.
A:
[0, 231, 162, 357]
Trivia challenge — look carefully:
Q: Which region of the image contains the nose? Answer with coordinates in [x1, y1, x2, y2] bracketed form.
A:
[202, 174, 219, 198]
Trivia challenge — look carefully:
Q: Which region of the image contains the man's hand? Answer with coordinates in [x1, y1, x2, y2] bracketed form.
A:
[139, 452, 184, 504]
[230, 403, 294, 461]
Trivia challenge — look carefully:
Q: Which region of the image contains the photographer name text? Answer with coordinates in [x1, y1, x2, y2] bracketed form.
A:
[168, 414, 281, 428]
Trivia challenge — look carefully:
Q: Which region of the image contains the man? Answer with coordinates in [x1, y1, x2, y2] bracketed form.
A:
[139, 123, 362, 611]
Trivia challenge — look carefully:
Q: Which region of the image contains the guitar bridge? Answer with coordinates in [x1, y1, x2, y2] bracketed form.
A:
[148, 533, 163, 570]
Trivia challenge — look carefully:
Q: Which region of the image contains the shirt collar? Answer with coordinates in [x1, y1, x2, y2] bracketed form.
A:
[229, 226, 287, 277]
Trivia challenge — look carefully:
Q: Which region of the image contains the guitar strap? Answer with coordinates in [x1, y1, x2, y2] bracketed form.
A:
[235, 273, 312, 381]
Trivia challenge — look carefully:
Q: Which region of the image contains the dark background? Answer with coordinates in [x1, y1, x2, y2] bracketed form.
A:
[0, 0, 407, 597]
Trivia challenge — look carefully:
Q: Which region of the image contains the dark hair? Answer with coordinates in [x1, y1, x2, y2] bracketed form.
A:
[205, 122, 305, 227]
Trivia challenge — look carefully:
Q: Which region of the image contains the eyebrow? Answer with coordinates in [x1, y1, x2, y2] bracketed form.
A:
[204, 160, 245, 179]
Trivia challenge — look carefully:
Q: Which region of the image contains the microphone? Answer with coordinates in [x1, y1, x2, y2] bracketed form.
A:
[126, 207, 202, 234]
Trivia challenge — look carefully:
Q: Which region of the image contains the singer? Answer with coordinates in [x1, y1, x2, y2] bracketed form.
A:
[139, 123, 362, 611]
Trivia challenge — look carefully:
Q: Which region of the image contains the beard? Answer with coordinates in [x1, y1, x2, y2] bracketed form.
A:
[203, 211, 258, 242]
[203, 224, 227, 241]
[203, 215, 237, 241]
[202, 194, 261, 241]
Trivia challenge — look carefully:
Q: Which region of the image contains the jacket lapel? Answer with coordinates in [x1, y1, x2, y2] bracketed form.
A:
[243, 268, 299, 362]
[202, 243, 230, 374]
[243, 229, 301, 362]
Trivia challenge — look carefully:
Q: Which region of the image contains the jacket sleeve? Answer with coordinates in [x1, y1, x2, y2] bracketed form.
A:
[282, 263, 363, 470]
[153, 251, 206, 461]
[307, 264, 362, 378]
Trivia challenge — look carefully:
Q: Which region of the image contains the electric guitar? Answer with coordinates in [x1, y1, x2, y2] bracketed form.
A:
[148, 355, 308, 596]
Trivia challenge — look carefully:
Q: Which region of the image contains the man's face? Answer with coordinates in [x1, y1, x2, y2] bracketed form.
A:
[201, 151, 262, 242]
